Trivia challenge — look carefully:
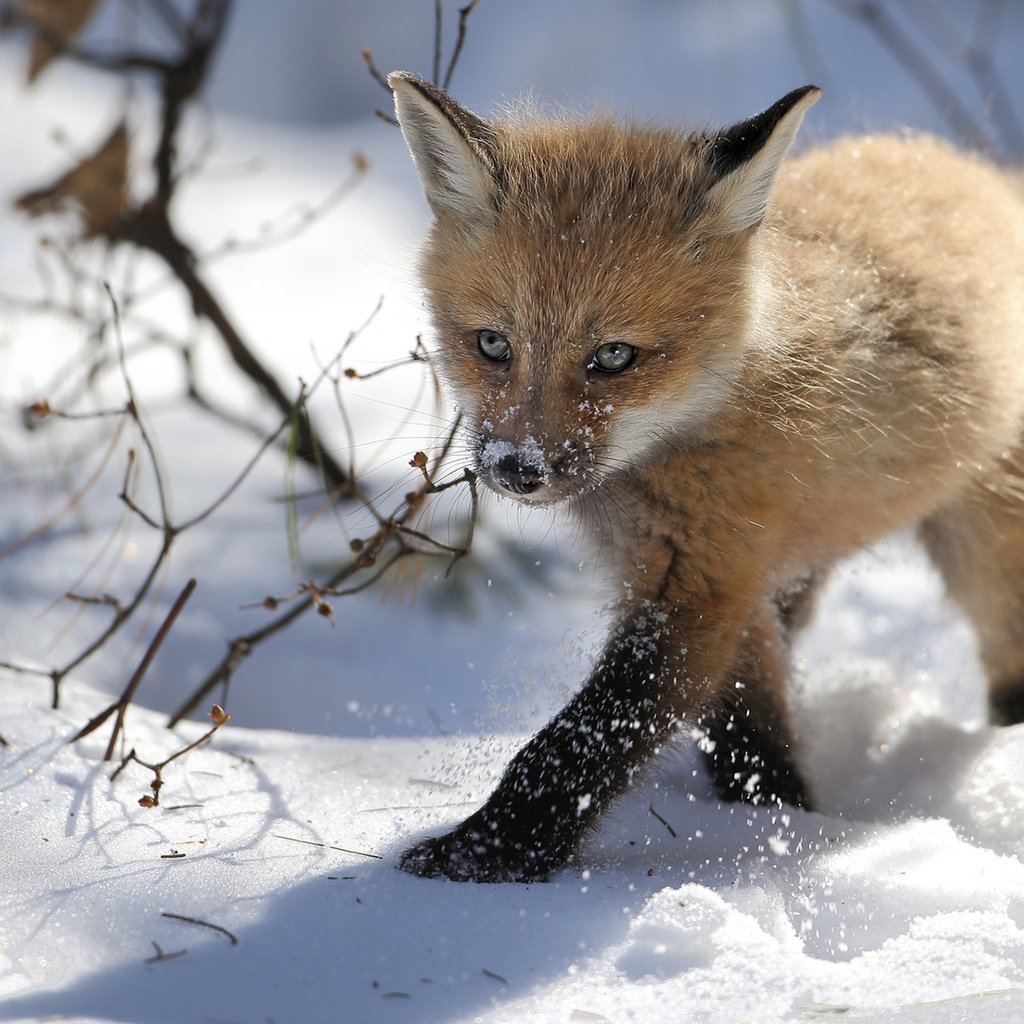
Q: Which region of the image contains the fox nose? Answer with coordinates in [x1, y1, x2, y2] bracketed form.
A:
[494, 455, 544, 494]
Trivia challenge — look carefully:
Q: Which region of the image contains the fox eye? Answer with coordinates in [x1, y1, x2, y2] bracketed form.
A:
[477, 329, 511, 362]
[591, 342, 636, 373]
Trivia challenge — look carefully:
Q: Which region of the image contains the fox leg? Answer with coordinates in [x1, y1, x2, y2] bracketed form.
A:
[398, 598, 759, 882]
[699, 603, 812, 809]
[919, 458, 1024, 725]
[399, 613, 690, 882]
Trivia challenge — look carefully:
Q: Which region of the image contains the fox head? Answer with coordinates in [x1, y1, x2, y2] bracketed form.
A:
[390, 73, 819, 506]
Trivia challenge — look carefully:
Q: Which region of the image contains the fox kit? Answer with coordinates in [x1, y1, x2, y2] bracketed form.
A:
[388, 71, 1024, 882]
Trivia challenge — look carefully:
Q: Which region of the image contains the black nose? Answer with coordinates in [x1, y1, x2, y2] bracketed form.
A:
[494, 455, 544, 494]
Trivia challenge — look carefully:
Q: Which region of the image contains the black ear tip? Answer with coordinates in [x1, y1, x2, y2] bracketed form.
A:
[789, 84, 822, 107]
[763, 84, 822, 121]
[712, 85, 821, 178]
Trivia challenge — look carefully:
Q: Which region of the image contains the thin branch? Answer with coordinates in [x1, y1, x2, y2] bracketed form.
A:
[145, 942, 188, 965]
[271, 833, 383, 860]
[361, 48, 399, 125]
[432, 0, 443, 85]
[175, 391, 303, 532]
[0, 411, 129, 561]
[197, 158, 369, 264]
[6, 0, 486, 757]
[442, 0, 481, 91]
[363, 0, 481, 117]
[901, 0, 1024, 158]
[360, 47, 390, 91]
[648, 803, 678, 839]
[168, 456, 477, 727]
[161, 911, 238, 945]
[113, 208, 352, 492]
[110, 704, 230, 806]
[828, 0, 995, 152]
[71, 577, 197, 760]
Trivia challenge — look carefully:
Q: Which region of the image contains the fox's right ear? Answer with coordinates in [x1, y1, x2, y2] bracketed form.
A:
[388, 71, 499, 221]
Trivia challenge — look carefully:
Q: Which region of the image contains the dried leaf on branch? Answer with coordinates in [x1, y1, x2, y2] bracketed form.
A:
[14, 119, 129, 237]
[22, 0, 102, 83]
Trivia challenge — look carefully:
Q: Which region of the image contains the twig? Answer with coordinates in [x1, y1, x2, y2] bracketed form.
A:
[648, 803, 678, 839]
[432, 0, 443, 86]
[197, 160, 369, 264]
[6, 0, 486, 754]
[161, 911, 238, 946]
[901, 0, 1024, 158]
[110, 704, 230, 806]
[442, 0, 481, 91]
[144, 941, 188, 964]
[363, 0, 481, 117]
[168, 424, 477, 727]
[360, 47, 391, 91]
[0, 412, 129, 561]
[16, 294, 350, 714]
[828, 0, 995, 152]
[271, 833, 383, 860]
[361, 48, 399, 126]
[71, 577, 197, 760]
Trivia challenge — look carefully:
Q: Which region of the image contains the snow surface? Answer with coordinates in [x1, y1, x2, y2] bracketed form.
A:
[4, 4, 1024, 1023]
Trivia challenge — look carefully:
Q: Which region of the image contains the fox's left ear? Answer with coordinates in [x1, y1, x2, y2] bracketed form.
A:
[388, 71, 499, 222]
[703, 85, 821, 235]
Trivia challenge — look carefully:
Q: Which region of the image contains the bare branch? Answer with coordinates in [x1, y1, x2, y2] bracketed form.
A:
[111, 704, 230, 806]
[443, 0, 481, 91]
[71, 577, 197, 759]
[160, 910, 238, 945]
[433, 0, 443, 85]
[828, 0, 996, 153]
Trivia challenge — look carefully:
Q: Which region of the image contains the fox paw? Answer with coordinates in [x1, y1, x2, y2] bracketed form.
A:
[398, 824, 556, 884]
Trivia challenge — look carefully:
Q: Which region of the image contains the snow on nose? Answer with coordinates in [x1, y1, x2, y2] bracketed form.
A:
[479, 436, 549, 495]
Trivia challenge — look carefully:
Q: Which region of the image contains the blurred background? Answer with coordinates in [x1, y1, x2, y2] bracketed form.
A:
[0, 0, 1017, 742]
[148, 0, 1024, 146]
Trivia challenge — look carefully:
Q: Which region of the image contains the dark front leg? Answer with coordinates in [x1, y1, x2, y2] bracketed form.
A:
[399, 619, 690, 883]
[700, 689, 810, 809]
[991, 683, 1024, 726]
[700, 612, 811, 809]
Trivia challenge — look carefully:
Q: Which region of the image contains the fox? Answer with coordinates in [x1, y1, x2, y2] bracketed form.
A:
[386, 70, 1024, 883]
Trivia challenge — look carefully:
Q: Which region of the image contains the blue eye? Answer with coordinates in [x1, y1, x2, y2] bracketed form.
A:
[477, 329, 511, 362]
[591, 342, 636, 372]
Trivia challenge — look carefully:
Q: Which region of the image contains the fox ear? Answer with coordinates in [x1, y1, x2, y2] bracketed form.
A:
[388, 71, 499, 220]
[703, 85, 821, 235]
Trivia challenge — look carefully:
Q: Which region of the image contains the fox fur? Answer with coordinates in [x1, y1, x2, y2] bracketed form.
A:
[388, 71, 1024, 882]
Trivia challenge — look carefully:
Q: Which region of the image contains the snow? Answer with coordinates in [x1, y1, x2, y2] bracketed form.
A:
[6, 661, 1024, 1023]
[3, 4, 1024, 1023]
